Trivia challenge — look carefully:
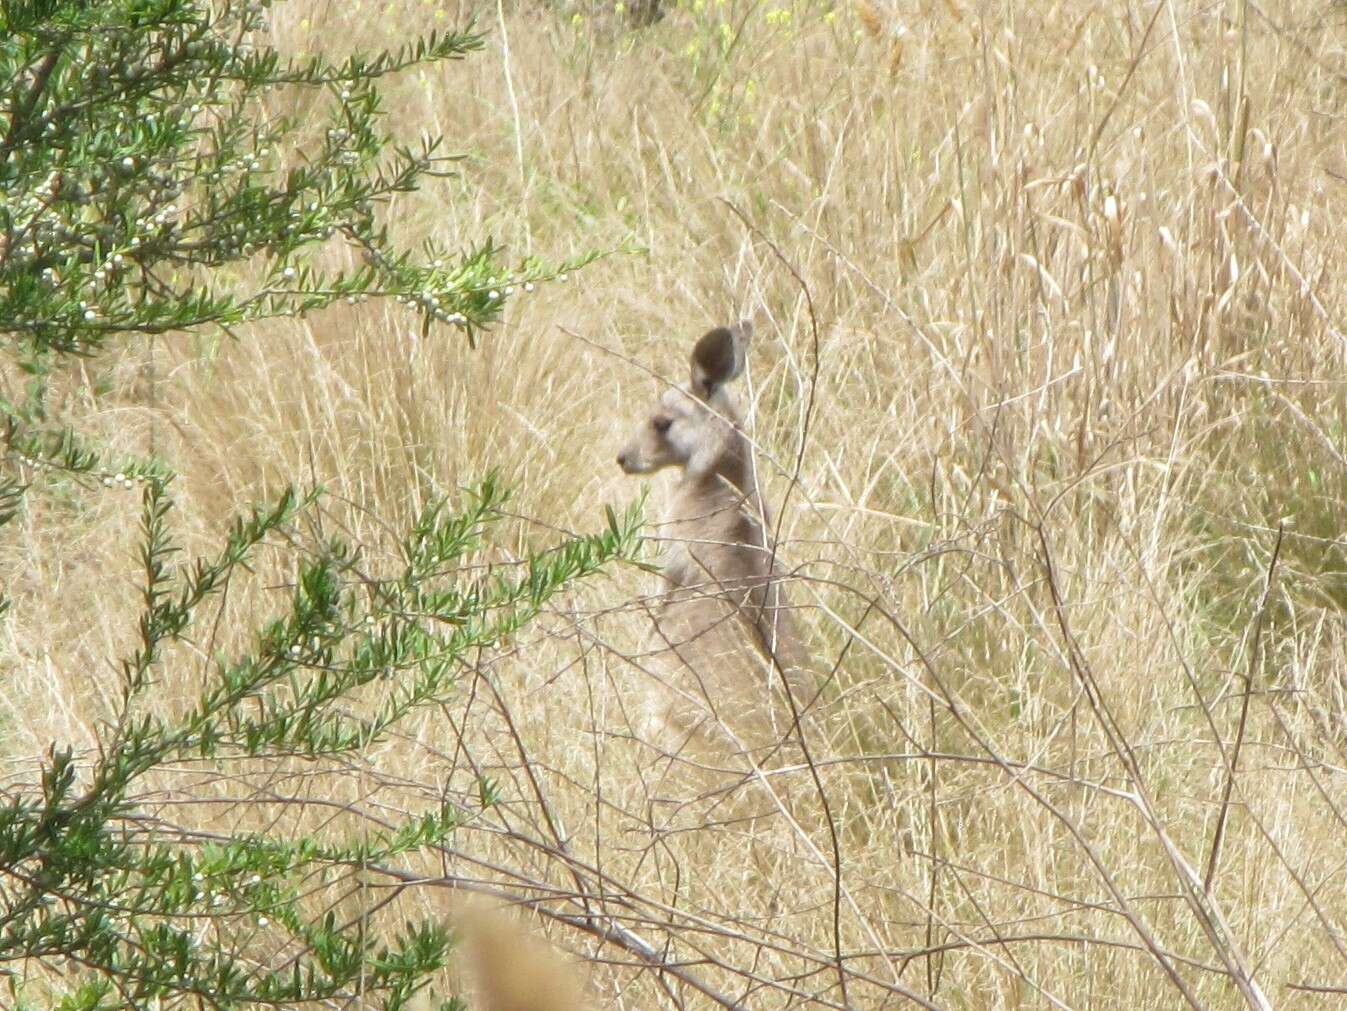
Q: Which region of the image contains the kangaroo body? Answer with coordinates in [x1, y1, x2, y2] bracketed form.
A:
[617, 321, 807, 763]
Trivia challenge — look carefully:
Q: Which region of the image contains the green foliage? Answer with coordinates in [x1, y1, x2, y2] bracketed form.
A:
[0, 0, 596, 493]
[0, 478, 639, 1009]
[0, 0, 639, 1005]
[0, 0, 586, 354]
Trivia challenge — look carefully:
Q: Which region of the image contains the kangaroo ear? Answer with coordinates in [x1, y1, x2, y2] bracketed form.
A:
[690, 322, 750, 399]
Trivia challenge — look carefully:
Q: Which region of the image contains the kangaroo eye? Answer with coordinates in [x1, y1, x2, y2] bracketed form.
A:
[652, 416, 672, 434]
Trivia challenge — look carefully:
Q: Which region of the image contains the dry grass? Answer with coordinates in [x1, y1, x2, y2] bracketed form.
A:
[6, 0, 1347, 1007]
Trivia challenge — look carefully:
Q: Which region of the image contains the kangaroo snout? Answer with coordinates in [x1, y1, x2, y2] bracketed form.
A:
[616, 436, 658, 474]
[616, 448, 651, 474]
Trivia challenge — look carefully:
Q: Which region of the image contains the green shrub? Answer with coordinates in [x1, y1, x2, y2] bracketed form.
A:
[0, 1, 635, 1006]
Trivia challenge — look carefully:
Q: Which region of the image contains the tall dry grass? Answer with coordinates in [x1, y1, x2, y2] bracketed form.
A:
[5, 0, 1347, 1007]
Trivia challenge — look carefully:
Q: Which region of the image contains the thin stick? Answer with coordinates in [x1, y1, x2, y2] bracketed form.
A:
[716, 196, 852, 1011]
[1203, 523, 1284, 893]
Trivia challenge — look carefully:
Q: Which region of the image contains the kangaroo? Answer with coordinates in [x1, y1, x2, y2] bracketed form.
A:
[616, 320, 808, 764]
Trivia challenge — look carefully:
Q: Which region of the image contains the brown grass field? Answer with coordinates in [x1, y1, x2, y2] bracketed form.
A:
[6, 0, 1347, 1007]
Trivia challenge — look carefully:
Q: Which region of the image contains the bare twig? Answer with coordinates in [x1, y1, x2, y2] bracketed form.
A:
[1203, 523, 1283, 892]
[716, 195, 855, 1011]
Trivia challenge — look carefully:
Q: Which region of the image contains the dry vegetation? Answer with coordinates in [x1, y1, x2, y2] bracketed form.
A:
[6, 0, 1347, 1007]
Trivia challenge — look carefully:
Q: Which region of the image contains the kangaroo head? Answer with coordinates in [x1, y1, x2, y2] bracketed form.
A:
[617, 320, 753, 480]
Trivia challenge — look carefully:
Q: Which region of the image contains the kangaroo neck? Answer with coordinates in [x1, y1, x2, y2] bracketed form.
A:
[667, 439, 766, 531]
